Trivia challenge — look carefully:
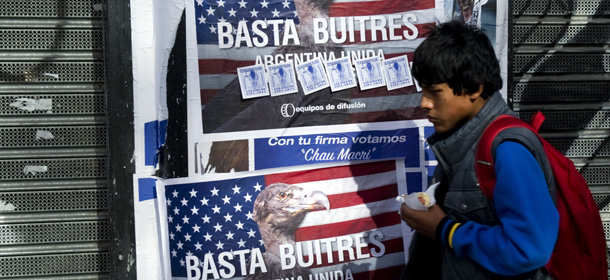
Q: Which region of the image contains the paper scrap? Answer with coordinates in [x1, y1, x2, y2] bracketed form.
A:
[10, 98, 52, 112]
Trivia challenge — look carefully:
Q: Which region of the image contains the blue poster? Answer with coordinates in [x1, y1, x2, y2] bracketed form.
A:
[254, 128, 420, 170]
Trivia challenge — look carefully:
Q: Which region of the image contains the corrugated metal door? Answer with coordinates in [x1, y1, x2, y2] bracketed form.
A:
[510, 0, 610, 273]
[0, 0, 110, 278]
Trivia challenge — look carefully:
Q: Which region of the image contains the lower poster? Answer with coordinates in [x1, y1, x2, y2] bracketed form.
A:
[159, 159, 421, 280]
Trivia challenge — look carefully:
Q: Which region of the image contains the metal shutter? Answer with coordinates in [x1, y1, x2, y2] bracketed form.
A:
[0, 0, 110, 278]
[510, 0, 610, 273]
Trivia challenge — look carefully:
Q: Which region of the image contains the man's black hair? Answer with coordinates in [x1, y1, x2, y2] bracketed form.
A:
[411, 21, 502, 99]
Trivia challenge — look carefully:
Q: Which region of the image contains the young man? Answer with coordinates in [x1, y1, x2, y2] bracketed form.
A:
[399, 21, 559, 279]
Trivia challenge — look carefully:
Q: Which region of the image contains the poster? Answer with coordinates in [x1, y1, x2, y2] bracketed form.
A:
[189, 0, 505, 175]
[164, 161, 412, 279]
[195, 0, 433, 136]
[130, 0, 507, 278]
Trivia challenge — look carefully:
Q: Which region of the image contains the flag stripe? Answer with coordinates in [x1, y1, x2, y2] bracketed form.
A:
[302, 198, 399, 227]
[327, 183, 398, 209]
[199, 59, 252, 75]
[329, 0, 434, 17]
[200, 89, 219, 105]
[296, 211, 400, 240]
[199, 73, 236, 89]
[294, 171, 397, 196]
[265, 160, 396, 184]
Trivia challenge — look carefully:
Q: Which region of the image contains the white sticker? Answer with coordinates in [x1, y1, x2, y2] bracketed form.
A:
[354, 56, 386, 91]
[43, 73, 59, 79]
[23, 166, 48, 175]
[237, 64, 270, 99]
[325, 56, 357, 92]
[382, 55, 414, 91]
[0, 200, 16, 211]
[35, 130, 55, 140]
[296, 57, 330, 95]
[267, 61, 298, 97]
[10, 98, 53, 112]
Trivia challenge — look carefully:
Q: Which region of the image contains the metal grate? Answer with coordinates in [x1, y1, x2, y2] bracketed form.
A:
[0, 0, 109, 276]
[0, 30, 104, 50]
[514, 0, 610, 16]
[513, 54, 610, 74]
[0, 126, 106, 148]
[0, 252, 110, 277]
[0, 94, 106, 115]
[517, 111, 610, 130]
[0, 62, 105, 82]
[579, 166, 610, 186]
[547, 138, 610, 158]
[0, 221, 109, 245]
[512, 83, 610, 103]
[0, 0, 102, 18]
[595, 193, 610, 212]
[0, 190, 107, 212]
[513, 25, 610, 45]
[0, 158, 107, 180]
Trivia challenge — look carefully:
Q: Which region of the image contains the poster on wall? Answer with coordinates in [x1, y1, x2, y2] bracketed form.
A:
[188, 0, 503, 175]
[138, 0, 507, 278]
[163, 161, 412, 279]
[196, 0, 430, 136]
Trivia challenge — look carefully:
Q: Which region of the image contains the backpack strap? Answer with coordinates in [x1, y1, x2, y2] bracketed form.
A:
[475, 112, 545, 199]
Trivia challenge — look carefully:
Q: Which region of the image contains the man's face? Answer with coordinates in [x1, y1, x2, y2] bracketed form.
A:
[457, 0, 474, 21]
[420, 83, 480, 134]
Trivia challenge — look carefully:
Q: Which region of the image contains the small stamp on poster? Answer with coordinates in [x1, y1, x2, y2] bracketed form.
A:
[354, 56, 385, 91]
[267, 61, 298, 97]
[296, 57, 330, 95]
[382, 55, 414, 91]
[325, 56, 357, 92]
[237, 64, 270, 99]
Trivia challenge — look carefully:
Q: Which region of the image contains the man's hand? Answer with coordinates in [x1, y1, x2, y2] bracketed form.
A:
[400, 204, 447, 239]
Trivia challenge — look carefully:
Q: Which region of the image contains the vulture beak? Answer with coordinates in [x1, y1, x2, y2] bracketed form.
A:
[289, 190, 330, 213]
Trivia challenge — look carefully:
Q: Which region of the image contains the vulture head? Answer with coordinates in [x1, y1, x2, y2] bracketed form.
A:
[249, 183, 329, 280]
[253, 183, 329, 241]
[247, 183, 329, 279]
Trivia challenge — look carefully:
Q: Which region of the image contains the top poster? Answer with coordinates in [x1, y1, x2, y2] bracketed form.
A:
[196, 0, 436, 134]
[190, 0, 502, 175]
[196, 0, 499, 134]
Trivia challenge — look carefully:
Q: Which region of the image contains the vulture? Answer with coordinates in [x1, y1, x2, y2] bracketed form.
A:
[245, 183, 330, 280]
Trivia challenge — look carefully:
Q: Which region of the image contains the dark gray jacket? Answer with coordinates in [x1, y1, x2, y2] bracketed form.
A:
[402, 93, 556, 280]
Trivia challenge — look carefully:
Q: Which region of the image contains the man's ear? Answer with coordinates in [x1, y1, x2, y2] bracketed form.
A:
[469, 84, 484, 101]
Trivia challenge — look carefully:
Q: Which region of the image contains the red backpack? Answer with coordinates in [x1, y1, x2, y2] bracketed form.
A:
[475, 111, 607, 280]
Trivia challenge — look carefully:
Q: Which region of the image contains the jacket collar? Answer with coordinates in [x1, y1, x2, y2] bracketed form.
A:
[427, 93, 513, 172]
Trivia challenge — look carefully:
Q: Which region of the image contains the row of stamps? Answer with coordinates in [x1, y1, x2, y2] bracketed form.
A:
[236, 55, 415, 99]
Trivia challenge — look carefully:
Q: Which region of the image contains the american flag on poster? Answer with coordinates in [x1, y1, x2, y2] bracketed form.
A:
[195, 0, 437, 131]
[165, 160, 407, 279]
